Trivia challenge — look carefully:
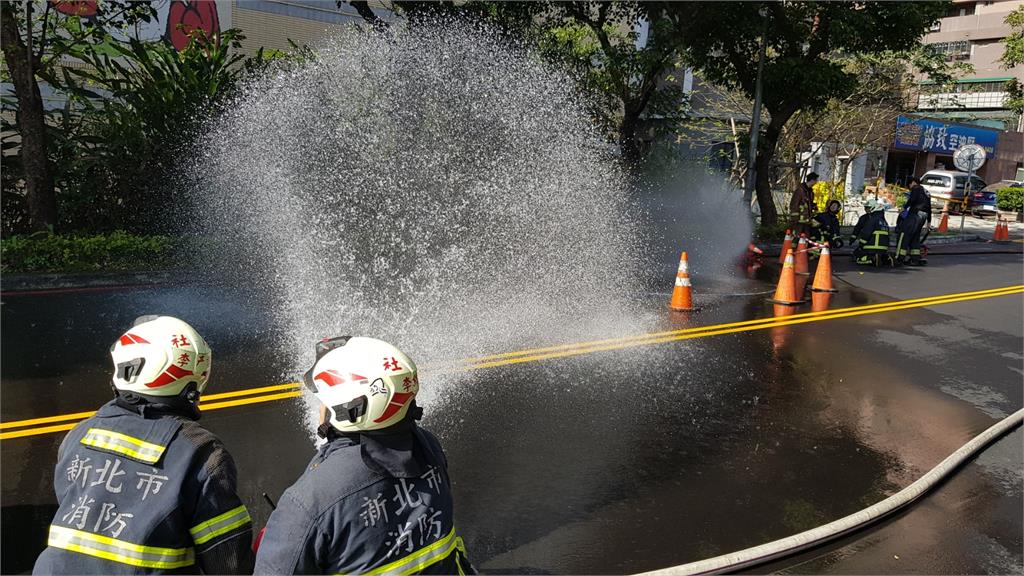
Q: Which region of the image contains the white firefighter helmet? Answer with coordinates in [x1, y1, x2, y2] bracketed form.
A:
[110, 316, 212, 396]
[304, 336, 420, 433]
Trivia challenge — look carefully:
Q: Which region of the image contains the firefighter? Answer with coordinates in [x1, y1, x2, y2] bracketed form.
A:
[254, 336, 474, 575]
[789, 172, 819, 235]
[811, 199, 843, 247]
[33, 316, 253, 575]
[852, 198, 891, 266]
[895, 176, 932, 265]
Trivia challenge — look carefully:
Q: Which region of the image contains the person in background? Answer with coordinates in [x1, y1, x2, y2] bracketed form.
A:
[812, 199, 843, 247]
[852, 198, 891, 266]
[254, 336, 474, 575]
[895, 176, 931, 265]
[34, 316, 253, 575]
[790, 172, 819, 235]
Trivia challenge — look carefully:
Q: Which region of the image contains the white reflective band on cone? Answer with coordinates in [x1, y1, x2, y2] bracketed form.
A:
[674, 276, 691, 287]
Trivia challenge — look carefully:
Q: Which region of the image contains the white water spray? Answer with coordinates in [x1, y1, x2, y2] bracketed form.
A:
[197, 23, 654, 423]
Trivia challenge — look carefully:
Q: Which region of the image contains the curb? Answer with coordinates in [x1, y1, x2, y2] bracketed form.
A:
[1, 271, 182, 294]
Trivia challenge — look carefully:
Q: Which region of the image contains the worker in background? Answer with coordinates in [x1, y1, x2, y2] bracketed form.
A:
[790, 172, 819, 235]
[852, 198, 891, 265]
[895, 176, 932, 265]
[34, 316, 253, 574]
[811, 199, 843, 248]
[254, 336, 474, 575]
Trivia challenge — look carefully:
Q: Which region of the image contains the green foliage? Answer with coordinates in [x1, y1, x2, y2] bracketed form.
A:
[1001, 5, 1024, 115]
[55, 30, 250, 234]
[996, 187, 1024, 212]
[1, 231, 184, 273]
[754, 219, 792, 242]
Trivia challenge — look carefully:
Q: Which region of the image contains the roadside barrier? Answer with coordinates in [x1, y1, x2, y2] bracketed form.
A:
[636, 407, 1024, 576]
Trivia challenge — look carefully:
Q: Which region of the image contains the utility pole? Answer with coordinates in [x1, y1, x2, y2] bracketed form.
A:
[744, 5, 769, 205]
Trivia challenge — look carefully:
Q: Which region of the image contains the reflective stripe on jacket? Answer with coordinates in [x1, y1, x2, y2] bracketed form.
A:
[254, 424, 474, 575]
[33, 399, 253, 574]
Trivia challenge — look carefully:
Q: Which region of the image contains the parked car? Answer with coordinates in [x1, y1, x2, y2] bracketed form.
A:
[973, 181, 1024, 217]
[919, 170, 987, 213]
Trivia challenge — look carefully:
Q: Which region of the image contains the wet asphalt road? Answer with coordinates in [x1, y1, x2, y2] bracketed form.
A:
[2, 250, 1022, 574]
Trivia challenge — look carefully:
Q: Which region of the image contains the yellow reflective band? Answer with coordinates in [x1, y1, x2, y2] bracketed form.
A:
[348, 527, 460, 576]
[190, 505, 251, 545]
[80, 428, 166, 463]
[48, 525, 194, 569]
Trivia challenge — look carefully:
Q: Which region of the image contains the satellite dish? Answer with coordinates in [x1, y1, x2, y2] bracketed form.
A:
[953, 144, 986, 172]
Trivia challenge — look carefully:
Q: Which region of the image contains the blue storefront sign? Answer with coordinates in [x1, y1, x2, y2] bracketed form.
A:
[893, 115, 998, 158]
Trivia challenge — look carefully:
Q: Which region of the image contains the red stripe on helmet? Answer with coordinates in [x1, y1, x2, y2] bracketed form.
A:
[373, 392, 414, 423]
[118, 333, 150, 346]
[314, 370, 346, 387]
[145, 364, 194, 388]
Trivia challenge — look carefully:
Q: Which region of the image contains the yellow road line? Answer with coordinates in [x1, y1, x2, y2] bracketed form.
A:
[2, 285, 1021, 441]
[455, 286, 1024, 370]
[442, 284, 1023, 366]
[0, 382, 302, 431]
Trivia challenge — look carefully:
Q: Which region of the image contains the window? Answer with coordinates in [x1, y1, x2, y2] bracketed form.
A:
[926, 40, 971, 61]
[923, 174, 952, 187]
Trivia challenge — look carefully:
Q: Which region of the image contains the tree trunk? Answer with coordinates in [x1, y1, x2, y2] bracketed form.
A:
[1, 6, 57, 232]
[619, 107, 643, 172]
[754, 110, 796, 226]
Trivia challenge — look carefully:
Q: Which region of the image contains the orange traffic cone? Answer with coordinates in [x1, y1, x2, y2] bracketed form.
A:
[748, 243, 764, 256]
[999, 219, 1011, 241]
[767, 249, 805, 305]
[937, 209, 949, 233]
[811, 291, 832, 312]
[810, 242, 838, 293]
[794, 234, 810, 275]
[669, 251, 694, 311]
[778, 230, 793, 264]
[993, 219, 1006, 241]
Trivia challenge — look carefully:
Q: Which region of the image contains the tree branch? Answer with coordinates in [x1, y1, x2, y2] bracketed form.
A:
[33, 0, 52, 68]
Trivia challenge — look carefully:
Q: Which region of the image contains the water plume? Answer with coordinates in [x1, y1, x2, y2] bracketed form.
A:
[196, 21, 652, 421]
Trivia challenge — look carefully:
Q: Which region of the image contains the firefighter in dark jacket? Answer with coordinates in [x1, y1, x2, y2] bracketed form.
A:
[254, 336, 474, 575]
[34, 315, 253, 575]
[812, 199, 842, 247]
[789, 172, 819, 234]
[852, 198, 891, 265]
[895, 176, 932, 265]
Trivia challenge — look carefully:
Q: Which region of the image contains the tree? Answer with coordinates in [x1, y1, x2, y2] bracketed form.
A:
[1001, 4, 1024, 118]
[1, 1, 154, 231]
[383, 1, 691, 168]
[61, 30, 254, 232]
[665, 1, 948, 225]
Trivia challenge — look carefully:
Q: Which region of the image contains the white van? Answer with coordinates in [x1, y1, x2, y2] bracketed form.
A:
[919, 170, 987, 212]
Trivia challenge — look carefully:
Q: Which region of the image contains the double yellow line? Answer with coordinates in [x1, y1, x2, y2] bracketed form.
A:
[2, 284, 1021, 441]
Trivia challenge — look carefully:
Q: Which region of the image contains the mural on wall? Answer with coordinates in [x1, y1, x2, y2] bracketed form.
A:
[51, 1, 98, 17]
[165, 0, 221, 51]
[49, 0, 227, 52]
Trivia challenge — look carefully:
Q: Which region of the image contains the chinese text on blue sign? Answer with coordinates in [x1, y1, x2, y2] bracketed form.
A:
[893, 115, 998, 158]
